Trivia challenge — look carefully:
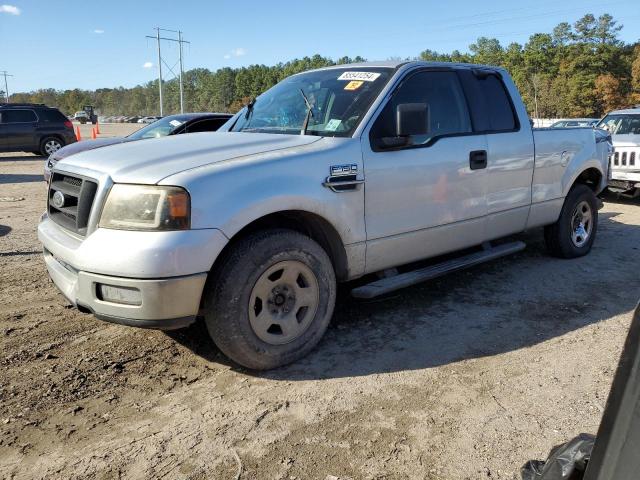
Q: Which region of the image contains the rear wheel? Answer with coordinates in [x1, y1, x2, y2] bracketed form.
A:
[544, 184, 598, 258]
[40, 137, 63, 157]
[203, 229, 336, 370]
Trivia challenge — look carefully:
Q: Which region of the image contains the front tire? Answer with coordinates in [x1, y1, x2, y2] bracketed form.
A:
[40, 137, 64, 157]
[203, 229, 336, 370]
[544, 184, 598, 258]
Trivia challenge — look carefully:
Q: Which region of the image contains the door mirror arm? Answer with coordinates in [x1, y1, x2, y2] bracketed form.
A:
[377, 136, 410, 149]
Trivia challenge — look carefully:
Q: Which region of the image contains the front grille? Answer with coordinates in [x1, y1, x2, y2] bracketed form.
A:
[48, 173, 98, 236]
[612, 148, 640, 170]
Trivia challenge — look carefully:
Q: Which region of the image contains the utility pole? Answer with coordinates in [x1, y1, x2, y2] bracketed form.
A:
[146, 28, 190, 115]
[0, 71, 13, 103]
[155, 28, 163, 116]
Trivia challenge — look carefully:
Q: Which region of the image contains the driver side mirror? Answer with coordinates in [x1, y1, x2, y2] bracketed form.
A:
[378, 103, 430, 149]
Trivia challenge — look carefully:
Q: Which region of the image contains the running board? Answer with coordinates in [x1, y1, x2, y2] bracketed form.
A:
[351, 241, 526, 299]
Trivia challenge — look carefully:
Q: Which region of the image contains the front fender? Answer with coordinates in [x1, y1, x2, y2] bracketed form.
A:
[162, 137, 366, 247]
[562, 157, 606, 197]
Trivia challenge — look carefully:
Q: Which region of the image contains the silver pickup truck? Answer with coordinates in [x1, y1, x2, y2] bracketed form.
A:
[38, 61, 610, 369]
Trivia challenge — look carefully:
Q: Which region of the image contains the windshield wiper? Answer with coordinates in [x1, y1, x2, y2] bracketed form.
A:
[245, 97, 256, 120]
[229, 97, 256, 132]
[299, 89, 314, 135]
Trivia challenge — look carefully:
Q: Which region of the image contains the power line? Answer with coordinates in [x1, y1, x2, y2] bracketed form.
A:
[145, 27, 190, 115]
[356, 0, 628, 49]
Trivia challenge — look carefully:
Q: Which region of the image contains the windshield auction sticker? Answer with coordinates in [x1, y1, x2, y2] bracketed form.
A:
[344, 80, 364, 91]
[338, 71, 381, 82]
[325, 119, 342, 131]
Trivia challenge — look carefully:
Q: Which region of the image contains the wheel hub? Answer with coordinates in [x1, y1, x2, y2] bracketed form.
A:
[249, 260, 320, 345]
[570, 200, 593, 248]
[268, 285, 295, 314]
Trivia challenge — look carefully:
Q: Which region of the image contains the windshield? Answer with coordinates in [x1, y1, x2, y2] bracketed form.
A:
[230, 67, 393, 137]
[597, 114, 640, 135]
[128, 117, 185, 140]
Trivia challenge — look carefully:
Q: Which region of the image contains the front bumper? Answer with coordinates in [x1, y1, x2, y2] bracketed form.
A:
[609, 171, 640, 193]
[38, 214, 229, 329]
[43, 247, 207, 329]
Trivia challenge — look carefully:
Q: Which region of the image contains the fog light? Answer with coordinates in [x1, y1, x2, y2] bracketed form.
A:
[96, 284, 142, 306]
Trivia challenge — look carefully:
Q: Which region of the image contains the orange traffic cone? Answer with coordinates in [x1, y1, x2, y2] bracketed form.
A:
[95, 121, 100, 135]
[91, 127, 97, 140]
[75, 126, 82, 141]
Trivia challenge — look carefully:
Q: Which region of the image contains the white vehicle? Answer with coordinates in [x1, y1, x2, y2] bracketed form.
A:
[39, 61, 610, 369]
[138, 116, 161, 124]
[73, 111, 89, 122]
[597, 107, 640, 196]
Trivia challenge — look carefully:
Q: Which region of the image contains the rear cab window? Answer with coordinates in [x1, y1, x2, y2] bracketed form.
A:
[457, 69, 519, 132]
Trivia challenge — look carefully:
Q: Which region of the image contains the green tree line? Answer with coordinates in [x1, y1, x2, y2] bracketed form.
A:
[9, 14, 640, 119]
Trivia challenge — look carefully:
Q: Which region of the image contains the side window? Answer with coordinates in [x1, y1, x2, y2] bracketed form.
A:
[479, 75, 516, 131]
[370, 71, 471, 148]
[185, 118, 228, 133]
[2, 109, 38, 123]
[39, 109, 67, 123]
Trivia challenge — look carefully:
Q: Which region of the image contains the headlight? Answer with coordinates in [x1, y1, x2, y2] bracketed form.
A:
[47, 154, 57, 169]
[99, 184, 190, 231]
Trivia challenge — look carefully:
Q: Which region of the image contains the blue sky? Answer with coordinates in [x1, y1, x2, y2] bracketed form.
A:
[1, 0, 639, 93]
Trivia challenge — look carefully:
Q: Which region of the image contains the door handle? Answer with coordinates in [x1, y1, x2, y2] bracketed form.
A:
[322, 177, 365, 192]
[470, 150, 487, 170]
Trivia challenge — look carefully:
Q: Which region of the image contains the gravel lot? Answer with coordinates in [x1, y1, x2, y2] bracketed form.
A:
[1, 139, 638, 479]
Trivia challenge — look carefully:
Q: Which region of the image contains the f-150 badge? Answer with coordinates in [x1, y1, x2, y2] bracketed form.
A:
[330, 164, 358, 176]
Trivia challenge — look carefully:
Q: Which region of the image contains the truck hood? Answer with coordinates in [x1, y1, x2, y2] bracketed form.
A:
[52, 137, 127, 161]
[55, 132, 322, 184]
[612, 134, 640, 147]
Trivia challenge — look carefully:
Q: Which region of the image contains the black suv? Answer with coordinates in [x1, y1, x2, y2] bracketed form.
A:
[0, 103, 77, 156]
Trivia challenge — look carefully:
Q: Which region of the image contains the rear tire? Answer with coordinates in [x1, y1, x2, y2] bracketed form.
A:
[544, 184, 598, 258]
[203, 229, 336, 370]
[40, 137, 64, 157]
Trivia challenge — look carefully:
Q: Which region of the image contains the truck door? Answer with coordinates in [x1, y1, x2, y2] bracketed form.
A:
[457, 70, 535, 239]
[361, 69, 489, 274]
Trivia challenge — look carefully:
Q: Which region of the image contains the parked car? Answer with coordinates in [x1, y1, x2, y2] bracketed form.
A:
[0, 103, 77, 156]
[73, 111, 89, 123]
[138, 116, 162, 124]
[597, 106, 640, 196]
[39, 61, 610, 369]
[550, 118, 599, 128]
[44, 113, 232, 180]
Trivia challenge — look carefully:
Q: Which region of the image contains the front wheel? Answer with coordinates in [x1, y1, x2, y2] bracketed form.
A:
[203, 229, 336, 370]
[544, 184, 598, 258]
[40, 137, 64, 157]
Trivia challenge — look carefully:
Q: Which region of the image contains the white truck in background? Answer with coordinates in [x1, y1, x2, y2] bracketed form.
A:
[597, 106, 640, 196]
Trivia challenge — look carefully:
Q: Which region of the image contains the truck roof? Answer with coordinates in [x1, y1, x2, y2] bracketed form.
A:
[304, 60, 505, 73]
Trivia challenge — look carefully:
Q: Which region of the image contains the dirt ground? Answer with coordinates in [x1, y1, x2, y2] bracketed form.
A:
[1, 142, 639, 479]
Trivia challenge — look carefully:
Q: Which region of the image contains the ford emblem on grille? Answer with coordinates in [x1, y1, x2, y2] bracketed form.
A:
[52, 190, 66, 209]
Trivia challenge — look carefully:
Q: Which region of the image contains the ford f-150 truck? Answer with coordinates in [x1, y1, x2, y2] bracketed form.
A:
[38, 61, 610, 369]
